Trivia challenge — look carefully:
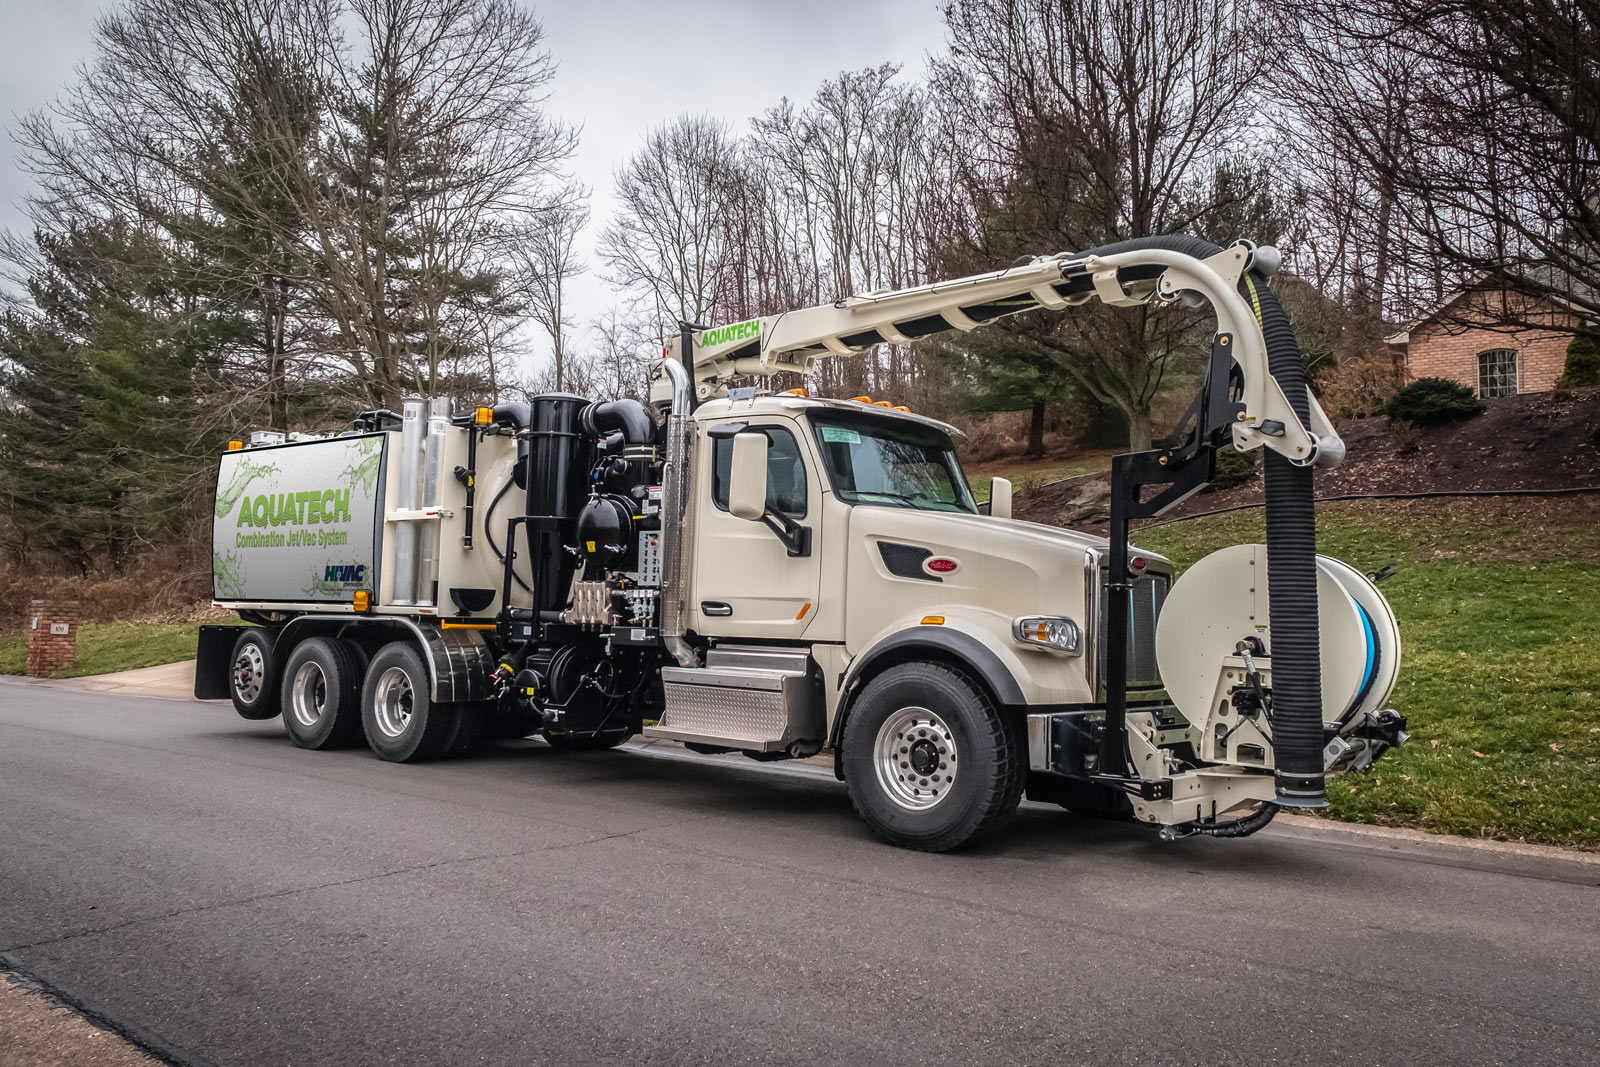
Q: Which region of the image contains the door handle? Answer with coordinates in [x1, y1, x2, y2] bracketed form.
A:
[701, 602, 733, 617]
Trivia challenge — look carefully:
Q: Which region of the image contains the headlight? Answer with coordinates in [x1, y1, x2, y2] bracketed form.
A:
[1012, 615, 1082, 655]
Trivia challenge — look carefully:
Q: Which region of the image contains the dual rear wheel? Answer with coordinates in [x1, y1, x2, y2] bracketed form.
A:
[227, 629, 471, 762]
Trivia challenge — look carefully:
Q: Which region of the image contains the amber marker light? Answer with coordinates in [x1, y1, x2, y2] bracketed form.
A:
[921, 615, 945, 625]
[353, 590, 371, 612]
[850, 395, 872, 403]
[226, 440, 244, 451]
[474, 406, 492, 424]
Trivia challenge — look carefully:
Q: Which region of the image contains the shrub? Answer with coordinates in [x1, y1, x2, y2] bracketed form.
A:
[1385, 377, 1486, 425]
[1559, 333, 1600, 388]
[1203, 445, 1259, 493]
[1318, 347, 1404, 420]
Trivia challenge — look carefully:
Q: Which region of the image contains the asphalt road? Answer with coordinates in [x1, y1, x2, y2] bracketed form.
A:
[3, 681, 1598, 1067]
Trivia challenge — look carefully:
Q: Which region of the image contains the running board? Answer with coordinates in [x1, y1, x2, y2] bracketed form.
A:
[644, 646, 824, 753]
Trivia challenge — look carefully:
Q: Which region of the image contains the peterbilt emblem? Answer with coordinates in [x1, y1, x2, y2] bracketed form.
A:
[923, 557, 960, 576]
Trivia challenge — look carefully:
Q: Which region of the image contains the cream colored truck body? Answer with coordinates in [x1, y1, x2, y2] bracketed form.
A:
[206, 237, 1403, 848]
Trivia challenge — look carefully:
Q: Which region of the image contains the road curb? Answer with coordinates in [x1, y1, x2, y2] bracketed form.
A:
[1266, 811, 1600, 865]
[1, 952, 221, 1067]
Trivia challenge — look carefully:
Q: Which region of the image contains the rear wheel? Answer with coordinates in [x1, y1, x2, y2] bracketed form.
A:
[361, 642, 456, 762]
[280, 637, 364, 750]
[842, 662, 1026, 852]
[438, 701, 489, 759]
[229, 628, 280, 720]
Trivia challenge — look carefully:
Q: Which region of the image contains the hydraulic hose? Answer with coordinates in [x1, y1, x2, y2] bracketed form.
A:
[1193, 801, 1279, 837]
[1078, 234, 1327, 807]
[484, 475, 533, 594]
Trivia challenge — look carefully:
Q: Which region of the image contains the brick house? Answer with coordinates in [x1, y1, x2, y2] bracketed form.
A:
[1388, 271, 1596, 397]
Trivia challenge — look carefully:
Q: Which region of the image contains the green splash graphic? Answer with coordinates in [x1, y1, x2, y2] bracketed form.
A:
[213, 549, 246, 599]
[215, 457, 279, 518]
[340, 436, 383, 496]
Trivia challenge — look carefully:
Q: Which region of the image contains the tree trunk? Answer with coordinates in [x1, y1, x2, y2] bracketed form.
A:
[269, 276, 289, 432]
[1127, 407, 1152, 452]
[1026, 398, 1046, 457]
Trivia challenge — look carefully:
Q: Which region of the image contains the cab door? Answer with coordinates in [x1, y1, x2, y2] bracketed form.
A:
[692, 415, 822, 639]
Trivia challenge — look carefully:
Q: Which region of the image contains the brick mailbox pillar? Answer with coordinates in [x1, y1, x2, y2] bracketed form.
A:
[26, 599, 80, 677]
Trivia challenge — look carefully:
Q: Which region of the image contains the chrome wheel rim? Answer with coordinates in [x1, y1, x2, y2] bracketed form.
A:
[290, 661, 327, 727]
[232, 643, 265, 704]
[874, 706, 958, 811]
[373, 666, 414, 739]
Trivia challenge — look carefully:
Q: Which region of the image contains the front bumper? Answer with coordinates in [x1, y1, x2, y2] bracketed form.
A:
[1025, 705, 1409, 829]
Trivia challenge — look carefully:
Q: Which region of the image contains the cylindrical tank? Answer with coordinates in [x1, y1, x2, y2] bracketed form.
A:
[415, 397, 451, 607]
[390, 398, 426, 606]
[524, 394, 590, 617]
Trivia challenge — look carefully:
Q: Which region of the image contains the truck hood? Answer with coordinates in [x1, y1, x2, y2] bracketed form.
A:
[853, 507, 1168, 569]
[843, 505, 1170, 643]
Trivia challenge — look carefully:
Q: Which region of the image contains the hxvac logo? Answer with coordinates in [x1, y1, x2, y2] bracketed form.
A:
[324, 564, 366, 584]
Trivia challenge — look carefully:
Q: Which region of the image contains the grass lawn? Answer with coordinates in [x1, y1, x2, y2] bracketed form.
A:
[0, 620, 221, 679]
[1135, 496, 1600, 849]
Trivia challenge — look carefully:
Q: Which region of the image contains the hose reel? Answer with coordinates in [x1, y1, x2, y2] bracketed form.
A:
[1154, 544, 1401, 755]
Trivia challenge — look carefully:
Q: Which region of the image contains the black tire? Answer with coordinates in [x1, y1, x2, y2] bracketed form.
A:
[228, 628, 280, 720]
[279, 637, 364, 750]
[841, 662, 1026, 852]
[361, 641, 457, 763]
[438, 701, 489, 759]
[542, 727, 632, 751]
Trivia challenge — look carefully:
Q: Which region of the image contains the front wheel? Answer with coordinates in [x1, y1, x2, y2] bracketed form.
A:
[841, 662, 1025, 852]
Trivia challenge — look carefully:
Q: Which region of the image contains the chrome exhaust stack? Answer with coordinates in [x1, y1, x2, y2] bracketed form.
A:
[658, 357, 699, 668]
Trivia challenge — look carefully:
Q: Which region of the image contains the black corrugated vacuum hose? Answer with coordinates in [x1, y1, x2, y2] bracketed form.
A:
[1080, 234, 1327, 807]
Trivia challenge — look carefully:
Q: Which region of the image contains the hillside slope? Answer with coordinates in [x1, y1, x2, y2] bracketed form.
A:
[1012, 387, 1600, 530]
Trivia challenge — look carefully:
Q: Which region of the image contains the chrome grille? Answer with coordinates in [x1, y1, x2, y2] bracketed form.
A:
[1096, 571, 1169, 691]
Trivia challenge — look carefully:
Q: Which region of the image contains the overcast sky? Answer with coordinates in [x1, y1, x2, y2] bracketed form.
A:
[0, 0, 950, 372]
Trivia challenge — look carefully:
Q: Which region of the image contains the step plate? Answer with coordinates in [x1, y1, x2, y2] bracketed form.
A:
[645, 665, 822, 753]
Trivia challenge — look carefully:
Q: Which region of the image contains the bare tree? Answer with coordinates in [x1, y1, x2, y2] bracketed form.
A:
[599, 115, 745, 328]
[516, 190, 590, 392]
[929, 0, 1261, 448]
[16, 0, 576, 413]
[1272, 1, 1598, 326]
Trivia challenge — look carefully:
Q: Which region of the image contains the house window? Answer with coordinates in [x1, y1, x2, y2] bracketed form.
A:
[1478, 349, 1518, 398]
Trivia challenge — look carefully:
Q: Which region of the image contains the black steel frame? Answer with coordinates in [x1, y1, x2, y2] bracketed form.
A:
[1095, 333, 1244, 783]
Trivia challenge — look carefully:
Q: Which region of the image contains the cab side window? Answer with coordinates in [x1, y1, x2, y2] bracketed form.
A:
[712, 426, 807, 517]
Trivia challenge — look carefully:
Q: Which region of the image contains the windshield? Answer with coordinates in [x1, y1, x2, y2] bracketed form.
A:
[810, 412, 976, 514]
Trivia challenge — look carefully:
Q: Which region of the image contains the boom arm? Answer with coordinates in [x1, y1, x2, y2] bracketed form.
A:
[661, 240, 1343, 468]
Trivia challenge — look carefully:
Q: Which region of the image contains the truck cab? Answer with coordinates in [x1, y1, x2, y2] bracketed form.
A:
[683, 391, 1167, 712]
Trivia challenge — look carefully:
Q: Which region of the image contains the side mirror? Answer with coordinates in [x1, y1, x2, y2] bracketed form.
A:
[728, 432, 769, 521]
[990, 476, 1013, 519]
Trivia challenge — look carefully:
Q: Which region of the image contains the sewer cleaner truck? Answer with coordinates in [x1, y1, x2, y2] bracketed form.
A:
[196, 235, 1407, 851]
